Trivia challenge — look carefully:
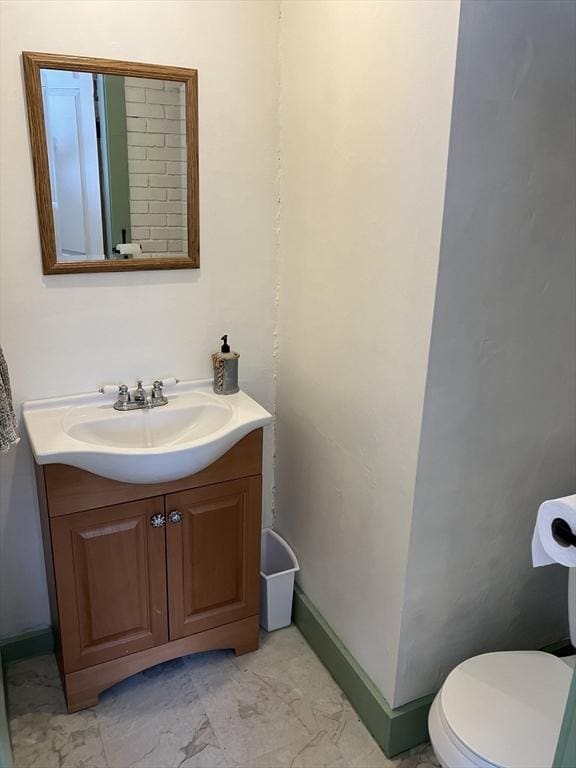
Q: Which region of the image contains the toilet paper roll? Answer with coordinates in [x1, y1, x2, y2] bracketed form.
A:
[115, 243, 142, 257]
[532, 495, 576, 567]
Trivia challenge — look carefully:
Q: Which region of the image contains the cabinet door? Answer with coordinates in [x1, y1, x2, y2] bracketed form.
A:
[51, 497, 168, 672]
[166, 477, 261, 640]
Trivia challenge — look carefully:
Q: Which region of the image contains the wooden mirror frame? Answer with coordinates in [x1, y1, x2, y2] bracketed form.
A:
[22, 51, 199, 274]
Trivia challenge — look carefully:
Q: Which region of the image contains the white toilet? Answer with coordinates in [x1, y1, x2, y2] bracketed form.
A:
[429, 568, 575, 768]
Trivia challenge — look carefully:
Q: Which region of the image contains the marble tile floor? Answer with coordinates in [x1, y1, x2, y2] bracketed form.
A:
[6, 626, 439, 768]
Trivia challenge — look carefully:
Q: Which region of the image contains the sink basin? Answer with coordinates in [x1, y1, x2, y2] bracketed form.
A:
[62, 396, 232, 449]
[23, 380, 272, 484]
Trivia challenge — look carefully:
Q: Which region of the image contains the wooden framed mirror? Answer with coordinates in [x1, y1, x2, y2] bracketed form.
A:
[22, 52, 198, 274]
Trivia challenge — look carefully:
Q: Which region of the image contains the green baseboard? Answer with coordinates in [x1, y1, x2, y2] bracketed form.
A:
[292, 585, 433, 757]
[0, 628, 54, 666]
[542, 637, 574, 656]
[292, 586, 574, 758]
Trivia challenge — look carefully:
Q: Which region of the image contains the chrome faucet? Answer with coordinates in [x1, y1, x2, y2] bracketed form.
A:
[113, 380, 168, 411]
[134, 380, 147, 405]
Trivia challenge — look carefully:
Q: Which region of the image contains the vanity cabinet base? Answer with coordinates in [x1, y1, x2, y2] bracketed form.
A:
[34, 430, 264, 713]
[63, 615, 259, 712]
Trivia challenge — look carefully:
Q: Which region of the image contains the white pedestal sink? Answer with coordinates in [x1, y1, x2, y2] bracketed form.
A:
[23, 379, 273, 484]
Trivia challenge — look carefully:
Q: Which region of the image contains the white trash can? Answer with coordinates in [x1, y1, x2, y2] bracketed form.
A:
[260, 529, 300, 631]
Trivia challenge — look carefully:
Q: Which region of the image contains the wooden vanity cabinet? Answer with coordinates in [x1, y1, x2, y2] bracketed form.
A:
[35, 429, 263, 712]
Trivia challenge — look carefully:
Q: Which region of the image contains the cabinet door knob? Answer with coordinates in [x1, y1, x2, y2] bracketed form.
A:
[168, 510, 182, 524]
[150, 513, 166, 528]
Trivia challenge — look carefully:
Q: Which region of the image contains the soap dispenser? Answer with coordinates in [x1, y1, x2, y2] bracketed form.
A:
[212, 335, 240, 395]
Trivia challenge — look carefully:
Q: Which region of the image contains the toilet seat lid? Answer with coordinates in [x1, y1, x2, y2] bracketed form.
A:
[439, 651, 571, 768]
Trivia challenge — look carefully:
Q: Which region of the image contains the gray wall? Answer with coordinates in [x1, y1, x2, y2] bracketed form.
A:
[393, 0, 576, 707]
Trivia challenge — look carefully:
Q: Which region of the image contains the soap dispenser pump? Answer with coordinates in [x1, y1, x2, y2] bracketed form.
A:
[212, 335, 240, 395]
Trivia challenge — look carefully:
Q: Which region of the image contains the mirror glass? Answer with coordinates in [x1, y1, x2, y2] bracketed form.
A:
[39, 69, 187, 263]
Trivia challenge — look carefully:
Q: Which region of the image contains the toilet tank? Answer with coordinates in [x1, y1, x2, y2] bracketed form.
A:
[570, 569, 576, 647]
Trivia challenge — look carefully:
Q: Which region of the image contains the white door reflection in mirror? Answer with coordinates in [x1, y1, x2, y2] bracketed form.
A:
[41, 69, 104, 261]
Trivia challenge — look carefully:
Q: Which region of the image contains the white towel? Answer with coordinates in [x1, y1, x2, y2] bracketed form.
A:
[0, 346, 19, 453]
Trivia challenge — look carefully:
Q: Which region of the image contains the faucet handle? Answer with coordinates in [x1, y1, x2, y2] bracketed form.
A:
[115, 384, 130, 407]
[152, 380, 167, 405]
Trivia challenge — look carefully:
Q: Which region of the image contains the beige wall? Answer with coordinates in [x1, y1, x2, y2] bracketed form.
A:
[0, 0, 279, 638]
[275, 0, 460, 704]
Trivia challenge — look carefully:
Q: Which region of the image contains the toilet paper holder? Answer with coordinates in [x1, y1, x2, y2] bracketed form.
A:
[552, 518, 576, 547]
